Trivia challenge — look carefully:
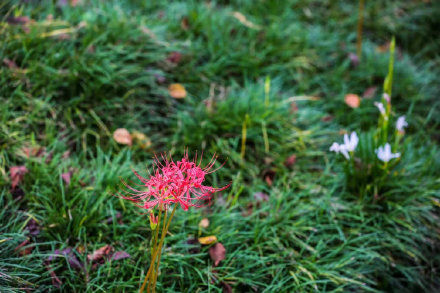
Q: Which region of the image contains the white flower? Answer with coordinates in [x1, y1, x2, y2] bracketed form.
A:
[330, 131, 358, 159]
[376, 143, 400, 162]
[343, 132, 359, 152]
[396, 116, 408, 132]
[329, 142, 340, 152]
[330, 142, 349, 159]
[383, 93, 390, 103]
[374, 102, 386, 115]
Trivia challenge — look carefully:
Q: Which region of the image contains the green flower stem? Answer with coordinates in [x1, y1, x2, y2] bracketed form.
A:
[147, 208, 168, 293]
[151, 204, 177, 293]
[139, 207, 167, 293]
[148, 208, 163, 291]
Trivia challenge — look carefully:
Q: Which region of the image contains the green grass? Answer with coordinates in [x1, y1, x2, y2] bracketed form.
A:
[1, 0, 440, 292]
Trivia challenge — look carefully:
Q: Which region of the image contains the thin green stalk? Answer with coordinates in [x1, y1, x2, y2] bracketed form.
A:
[264, 76, 270, 107]
[140, 208, 167, 293]
[147, 208, 168, 293]
[262, 122, 269, 153]
[151, 204, 177, 293]
[240, 114, 250, 160]
[148, 209, 162, 291]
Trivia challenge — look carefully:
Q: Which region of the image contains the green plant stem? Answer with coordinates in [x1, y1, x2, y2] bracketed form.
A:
[147, 208, 168, 293]
[148, 209, 163, 290]
[240, 114, 250, 160]
[139, 207, 167, 293]
[262, 122, 269, 153]
[151, 204, 177, 293]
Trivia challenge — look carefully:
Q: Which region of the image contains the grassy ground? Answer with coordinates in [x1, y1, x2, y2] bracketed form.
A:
[1, 0, 440, 292]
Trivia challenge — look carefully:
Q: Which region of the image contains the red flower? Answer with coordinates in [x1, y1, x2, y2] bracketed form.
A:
[118, 152, 229, 211]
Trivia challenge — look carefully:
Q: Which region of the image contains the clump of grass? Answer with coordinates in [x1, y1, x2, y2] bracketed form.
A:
[1, 0, 439, 291]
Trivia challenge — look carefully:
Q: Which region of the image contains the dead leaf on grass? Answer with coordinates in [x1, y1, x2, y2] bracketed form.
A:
[168, 83, 187, 99]
[344, 93, 360, 108]
[209, 242, 226, 266]
[198, 235, 217, 245]
[113, 128, 132, 146]
[10, 166, 28, 190]
[362, 86, 377, 99]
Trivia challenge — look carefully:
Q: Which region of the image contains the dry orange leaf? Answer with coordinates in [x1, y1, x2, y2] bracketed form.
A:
[198, 235, 217, 245]
[344, 94, 361, 108]
[168, 83, 187, 99]
[113, 128, 132, 146]
[199, 218, 210, 228]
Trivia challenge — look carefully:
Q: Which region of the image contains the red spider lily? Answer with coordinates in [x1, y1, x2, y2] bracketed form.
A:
[118, 152, 229, 211]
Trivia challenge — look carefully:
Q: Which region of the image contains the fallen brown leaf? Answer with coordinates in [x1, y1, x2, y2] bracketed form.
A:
[167, 51, 182, 64]
[198, 235, 217, 245]
[111, 251, 131, 261]
[10, 166, 28, 190]
[209, 242, 226, 266]
[113, 128, 132, 146]
[87, 245, 113, 262]
[50, 248, 84, 270]
[168, 83, 187, 99]
[344, 94, 361, 108]
[362, 86, 377, 99]
[284, 154, 297, 168]
[181, 17, 189, 30]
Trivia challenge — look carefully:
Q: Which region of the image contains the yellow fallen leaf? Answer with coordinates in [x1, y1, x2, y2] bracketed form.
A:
[168, 83, 187, 99]
[344, 94, 361, 108]
[198, 235, 217, 245]
[199, 218, 210, 228]
[131, 131, 151, 149]
[113, 128, 132, 146]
